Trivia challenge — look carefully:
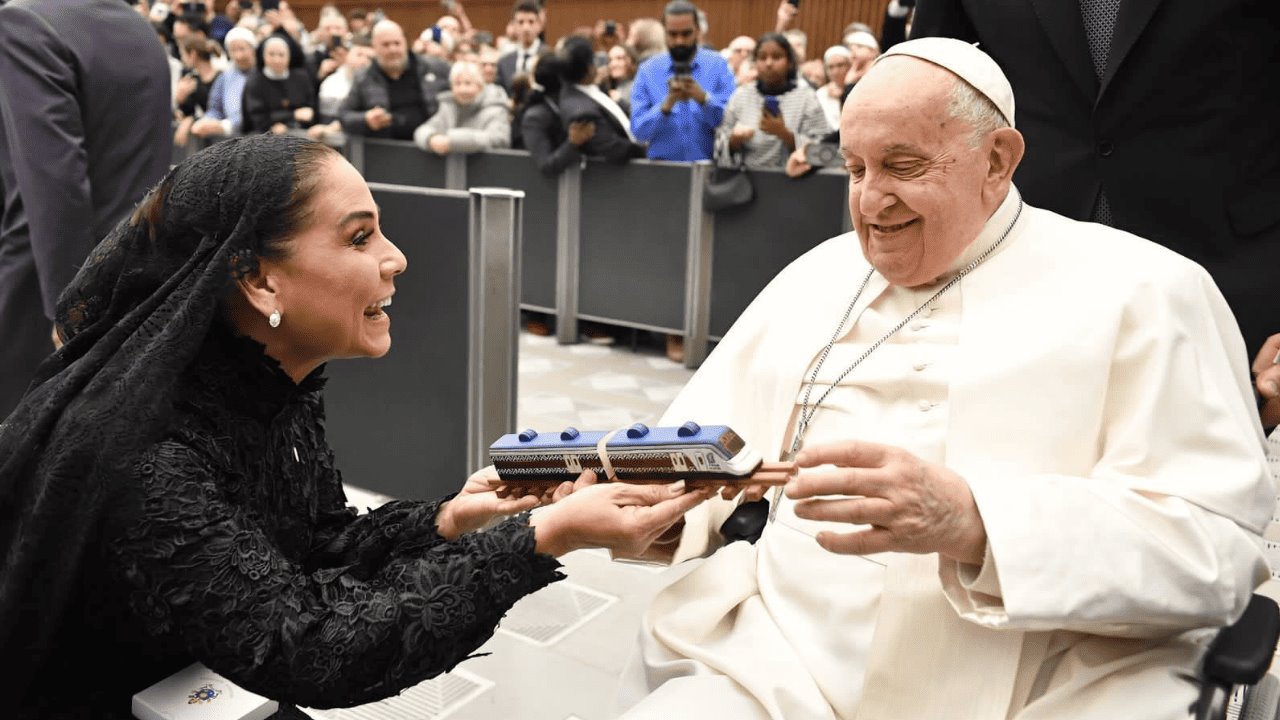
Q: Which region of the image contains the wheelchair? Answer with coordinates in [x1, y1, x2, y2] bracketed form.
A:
[1194, 593, 1280, 720]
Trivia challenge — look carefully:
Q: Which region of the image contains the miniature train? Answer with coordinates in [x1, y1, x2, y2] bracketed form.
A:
[489, 421, 776, 484]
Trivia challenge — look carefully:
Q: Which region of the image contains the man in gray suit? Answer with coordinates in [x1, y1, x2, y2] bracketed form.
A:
[0, 0, 171, 419]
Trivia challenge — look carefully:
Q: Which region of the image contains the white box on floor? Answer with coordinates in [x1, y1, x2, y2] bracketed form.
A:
[132, 663, 277, 720]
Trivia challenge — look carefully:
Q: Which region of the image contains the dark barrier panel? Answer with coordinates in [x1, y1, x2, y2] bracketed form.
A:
[348, 136, 450, 188]
[709, 169, 849, 338]
[576, 159, 693, 333]
[467, 150, 558, 312]
[323, 185, 522, 501]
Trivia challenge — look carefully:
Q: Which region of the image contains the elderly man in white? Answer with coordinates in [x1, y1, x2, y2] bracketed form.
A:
[616, 38, 1274, 720]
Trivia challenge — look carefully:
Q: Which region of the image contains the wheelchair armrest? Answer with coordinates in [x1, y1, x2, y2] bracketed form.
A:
[1204, 594, 1280, 687]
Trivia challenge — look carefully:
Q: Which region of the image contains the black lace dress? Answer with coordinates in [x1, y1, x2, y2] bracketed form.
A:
[22, 327, 563, 718]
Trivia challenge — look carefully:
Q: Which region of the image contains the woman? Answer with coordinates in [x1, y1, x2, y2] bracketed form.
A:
[817, 45, 852, 130]
[0, 135, 708, 718]
[718, 32, 830, 170]
[518, 54, 596, 176]
[602, 43, 639, 116]
[243, 36, 317, 135]
[413, 61, 511, 155]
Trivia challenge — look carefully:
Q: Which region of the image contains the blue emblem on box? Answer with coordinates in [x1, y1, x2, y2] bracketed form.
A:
[188, 683, 219, 704]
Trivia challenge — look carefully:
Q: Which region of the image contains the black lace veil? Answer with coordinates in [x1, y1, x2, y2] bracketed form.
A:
[0, 134, 335, 692]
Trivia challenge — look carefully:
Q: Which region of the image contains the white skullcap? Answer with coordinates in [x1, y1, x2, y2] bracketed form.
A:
[844, 30, 880, 52]
[875, 37, 1015, 127]
[224, 27, 258, 50]
[823, 45, 852, 64]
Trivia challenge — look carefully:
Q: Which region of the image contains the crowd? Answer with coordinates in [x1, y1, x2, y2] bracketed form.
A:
[155, 0, 914, 174]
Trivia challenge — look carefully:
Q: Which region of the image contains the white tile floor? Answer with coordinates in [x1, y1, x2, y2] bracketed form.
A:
[319, 331, 698, 720]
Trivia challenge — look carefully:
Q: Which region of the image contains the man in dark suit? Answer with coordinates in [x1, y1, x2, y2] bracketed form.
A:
[497, 0, 545, 93]
[910, 0, 1280, 358]
[0, 0, 171, 419]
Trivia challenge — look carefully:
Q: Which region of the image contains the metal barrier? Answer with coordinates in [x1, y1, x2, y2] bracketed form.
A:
[342, 136, 849, 368]
[323, 184, 522, 500]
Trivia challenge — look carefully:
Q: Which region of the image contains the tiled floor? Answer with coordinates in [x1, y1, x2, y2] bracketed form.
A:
[311, 331, 698, 720]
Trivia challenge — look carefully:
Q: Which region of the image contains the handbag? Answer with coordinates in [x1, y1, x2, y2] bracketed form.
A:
[703, 145, 755, 212]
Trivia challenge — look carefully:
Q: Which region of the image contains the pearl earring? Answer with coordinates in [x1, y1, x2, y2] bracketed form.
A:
[268, 310, 282, 328]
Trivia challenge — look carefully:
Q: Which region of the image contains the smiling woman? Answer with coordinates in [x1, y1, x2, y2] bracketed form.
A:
[0, 135, 711, 718]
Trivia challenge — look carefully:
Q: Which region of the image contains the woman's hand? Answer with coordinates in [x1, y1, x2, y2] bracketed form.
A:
[294, 106, 314, 124]
[759, 109, 795, 149]
[568, 120, 596, 147]
[529, 482, 713, 557]
[1253, 333, 1280, 429]
[437, 467, 541, 539]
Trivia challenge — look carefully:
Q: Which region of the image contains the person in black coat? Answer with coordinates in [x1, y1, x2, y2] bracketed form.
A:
[556, 36, 646, 163]
[517, 55, 597, 176]
[0, 0, 171, 420]
[910, 0, 1280, 358]
[243, 36, 318, 135]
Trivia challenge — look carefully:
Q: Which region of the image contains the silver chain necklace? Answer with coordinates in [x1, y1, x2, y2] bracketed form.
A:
[769, 199, 1024, 521]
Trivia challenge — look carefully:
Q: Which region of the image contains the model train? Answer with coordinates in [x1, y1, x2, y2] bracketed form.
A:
[489, 421, 794, 485]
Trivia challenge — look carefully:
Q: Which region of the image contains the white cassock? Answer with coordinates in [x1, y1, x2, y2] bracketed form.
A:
[617, 190, 1274, 719]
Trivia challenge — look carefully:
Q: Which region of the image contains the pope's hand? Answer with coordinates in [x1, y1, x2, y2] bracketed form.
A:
[787, 440, 987, 564]
[529, 482, 714, 557]
[1253, 332, 1280, 428]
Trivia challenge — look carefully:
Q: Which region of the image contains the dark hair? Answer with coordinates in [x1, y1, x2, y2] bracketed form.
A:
[561, 35, 595, 85]
[348, 7, 368, 20]
[755, 31, 798, 83]
[663, 0, 699, 22]
[133, 138, 339, 264]
[532, 52, 567, 97]
[180, 37, 221, 62]
[174, 12, 211, 36]
[512, 0, 540, 17]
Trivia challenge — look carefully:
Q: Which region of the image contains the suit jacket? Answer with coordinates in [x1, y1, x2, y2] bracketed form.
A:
[558, 85, 645, 164]
[634, 194, 1270, 719]
[910, 0, 1280, 355]
[496, 44, 542, 93]
[0, 0, 171, 418]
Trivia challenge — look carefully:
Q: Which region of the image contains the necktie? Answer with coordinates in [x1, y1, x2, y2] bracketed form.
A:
[1078, 0, 1121, 225]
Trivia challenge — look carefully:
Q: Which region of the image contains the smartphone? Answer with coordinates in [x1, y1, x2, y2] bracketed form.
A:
[440, 0, 459, 11]
[604, 20, 617, 35]
[763, 96, 780, 116]
[430, 26, 443, 43]
[182, 2, 207, 14]
[787, 0, 801, 7]
[329, 34, 344, 50]
[260, 0, 280, 11]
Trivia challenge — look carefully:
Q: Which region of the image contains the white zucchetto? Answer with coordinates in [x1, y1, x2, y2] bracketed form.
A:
[874, 37, 1016, 127]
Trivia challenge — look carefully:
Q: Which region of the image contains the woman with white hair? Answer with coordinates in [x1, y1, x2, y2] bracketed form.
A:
[413, 61, 511, 154]
[818, 45, 852, 129]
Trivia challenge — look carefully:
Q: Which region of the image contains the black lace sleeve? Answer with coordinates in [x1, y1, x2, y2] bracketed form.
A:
[112, 440, 564, 708]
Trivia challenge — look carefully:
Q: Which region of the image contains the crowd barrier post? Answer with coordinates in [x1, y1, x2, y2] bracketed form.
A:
[554, 162, 583, 345]
[682, 162, 715, 368]
[466, 188, 524, 473]
[445, 153, 468, 191]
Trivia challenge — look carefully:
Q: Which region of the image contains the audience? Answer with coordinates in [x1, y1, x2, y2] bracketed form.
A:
[517, 55, 594, 176]
[817, 45, 852, 129]
[497, 0, 545, 93]
[719, 32, 829, 169]
[340, 20, 443, 141]
[172, 38, 224, 148]
[413, 62, 511, 155]
[242, 36, 317, 135]
[630, 1, 735, 162]
[723, 35, 756, 76]
[191, 26, 256, 139]
[602, 44, 639, 115]
[558, 37, 645, 163]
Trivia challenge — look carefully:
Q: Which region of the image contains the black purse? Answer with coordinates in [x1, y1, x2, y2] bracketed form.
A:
[703, 152, 755, 212]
